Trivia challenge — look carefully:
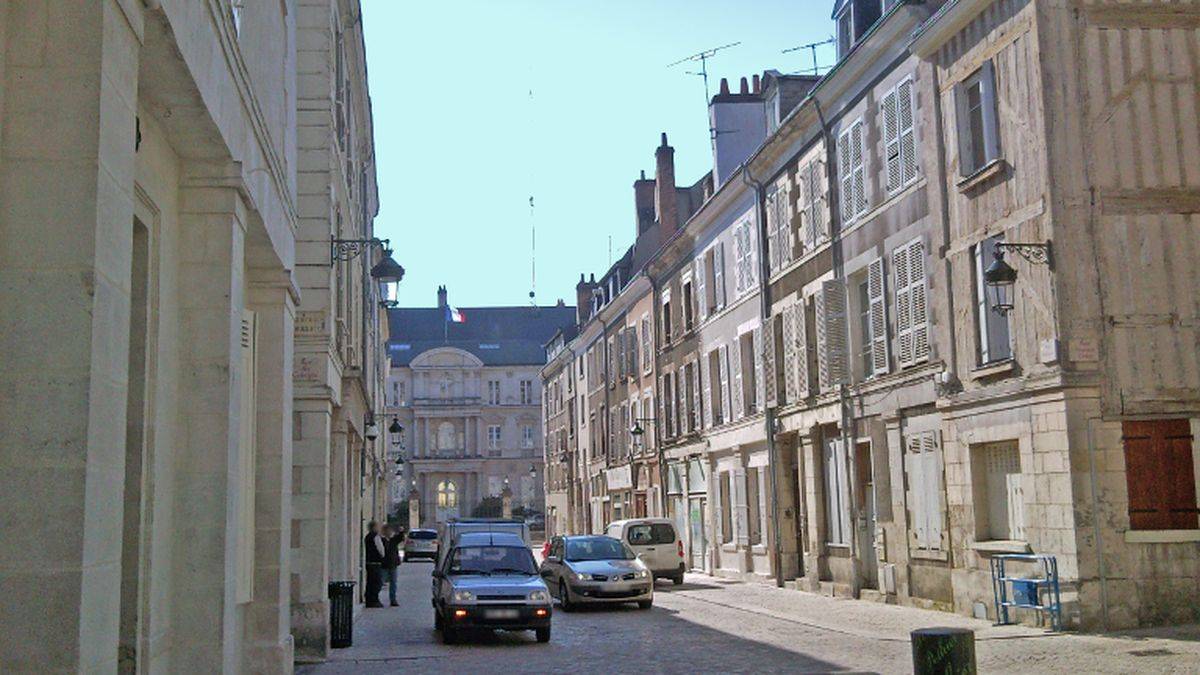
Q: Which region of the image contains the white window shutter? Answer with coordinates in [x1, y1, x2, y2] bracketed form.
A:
[745, 223, 758, 290]
[816, 159, 830, 240]
[851, 120, 867, 217]
[766, 189, 781, 275]
[816, 280, 848, 392]
[714, 243, 726, 309]
[906, 434, 927, 549]
[800, 162, 815, 251]
[816, 288, 829, 393]
[796, 298, 810, 399]
[658, 374, 667, 438]
[838, 131, 853, 223]
[733, 228, 745, 296]
[753, 325, 767, 412]
[898, 78, 918, 184]
[731, 337, 744, 420]
[882, 89, 900, 193]
[909, 240, 930, 363]
[719, 344, 731, 424]
[782, 304, 798, 405]
[868, 257, 890, 375]
[922, 432, 945, 550]
[893, 244, 913, 367]
[699, 353, 710, 429]
[696, 256, 708, 320]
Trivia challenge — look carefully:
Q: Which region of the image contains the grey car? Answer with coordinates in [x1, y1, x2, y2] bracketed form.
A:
[539, 535, 654, 610]
[403, 528, 438, 561]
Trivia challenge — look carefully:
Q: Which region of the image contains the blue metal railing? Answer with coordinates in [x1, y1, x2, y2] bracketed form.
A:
[990, 554, 1063, 631]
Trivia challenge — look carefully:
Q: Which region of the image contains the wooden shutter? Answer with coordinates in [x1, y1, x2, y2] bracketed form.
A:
[894, 244, 913, 366]
[236, 309, 257, 604]
[714, 243, 726, 309]
[782, 304, 799, 404]
[1122, 420, 1199, 530]
[816, 280, 847, 393]
[814, 159, 829, 241]
[800, 161, 815, 251]
[838, 130, 853, 223]
[898, 78, 918, 184]
[882, 88, 900, 193]
[617, 330, 626, 380]
[753, 325, 767, 413]
[796, 298, 810, 399]
[909, 240, 929, 363]
[719, 344, 731, 424]
[731, 337, 744, 420]
[766, 187, 781, 275]
[699, 353, 710, 429]
[867, 257, 889, 376]
[851, 120, 867, 217]
[658, 375, 668, 439]
[905, 434, 927, 549]
[696, 255, 708, 320]
[692, 360, 703, 431]
[921, 432, 945, 550]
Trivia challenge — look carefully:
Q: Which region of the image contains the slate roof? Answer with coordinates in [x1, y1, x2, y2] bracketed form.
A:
[387, 305, 577, 367]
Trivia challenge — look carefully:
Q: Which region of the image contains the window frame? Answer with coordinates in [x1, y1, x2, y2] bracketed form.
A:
[972, 235, 1013, 366]
[956, 60, 1001, 177]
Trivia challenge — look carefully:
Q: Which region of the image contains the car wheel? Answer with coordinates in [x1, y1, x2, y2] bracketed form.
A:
[535, 626, 551, 643]
[637, 599, 653, 610]
[558, 580, 573, 612]
[442, 624, 457, 644]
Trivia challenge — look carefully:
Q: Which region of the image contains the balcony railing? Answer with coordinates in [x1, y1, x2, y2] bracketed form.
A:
[411, 396, 481, 407]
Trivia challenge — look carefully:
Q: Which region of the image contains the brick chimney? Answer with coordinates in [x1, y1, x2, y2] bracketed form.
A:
[575, 274, 595, 324]
[437, 285, 447, 311]
[654, 133, 678, 233]
[634, 169, 656, 235]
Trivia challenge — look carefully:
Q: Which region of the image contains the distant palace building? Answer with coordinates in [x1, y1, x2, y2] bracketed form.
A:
[385, 287, 575, 527]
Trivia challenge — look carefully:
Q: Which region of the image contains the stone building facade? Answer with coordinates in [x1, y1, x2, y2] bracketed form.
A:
[385, 289, 574, 528]
[544, 0, 1200, 632]
[0, 1, 301, 671]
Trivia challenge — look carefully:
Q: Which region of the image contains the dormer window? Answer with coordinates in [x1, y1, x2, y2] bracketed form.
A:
[835, 0, 882, 59]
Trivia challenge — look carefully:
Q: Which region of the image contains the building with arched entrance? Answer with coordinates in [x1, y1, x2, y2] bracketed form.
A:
[384, 287, 575, 529]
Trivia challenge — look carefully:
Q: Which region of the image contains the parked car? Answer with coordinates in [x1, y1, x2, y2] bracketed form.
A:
[437, 518, 530, 568]
[539, 535, 653, 610]
[431, 532, 552, 644]
[605, 518, 686, 585]
[403, 529, 439, 561]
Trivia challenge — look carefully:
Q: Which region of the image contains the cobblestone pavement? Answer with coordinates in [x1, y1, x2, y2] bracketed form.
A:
[300, 560, 1200, 674]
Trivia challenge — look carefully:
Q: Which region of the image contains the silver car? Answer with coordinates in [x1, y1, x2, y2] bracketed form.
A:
[539, 535, 654, 610]
[403, 528, 439, 561]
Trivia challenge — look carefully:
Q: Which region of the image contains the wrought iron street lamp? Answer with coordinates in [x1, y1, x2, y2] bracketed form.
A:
[388, 417, 404, 447]
[983, 241, 1052, 316]
[330, 236, 405, 308]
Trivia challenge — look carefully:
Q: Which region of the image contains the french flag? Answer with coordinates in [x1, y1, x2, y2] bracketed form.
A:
[446, 306, 466, 323]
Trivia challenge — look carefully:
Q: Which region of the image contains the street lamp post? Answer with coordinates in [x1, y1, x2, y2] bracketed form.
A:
[982, 241, 1052, 316]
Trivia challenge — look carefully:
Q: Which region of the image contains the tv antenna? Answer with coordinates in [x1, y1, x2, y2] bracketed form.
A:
[668, 42, 741, 139]
[782, 37, 836, 77]
[527, 82, 537, 306]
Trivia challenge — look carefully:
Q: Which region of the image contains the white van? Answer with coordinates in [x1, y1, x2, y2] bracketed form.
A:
[605, 518, 685, 584]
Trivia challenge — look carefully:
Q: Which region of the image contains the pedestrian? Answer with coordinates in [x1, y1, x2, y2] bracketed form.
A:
[364, 521, 385, 608]
[383, 525, 403, 607]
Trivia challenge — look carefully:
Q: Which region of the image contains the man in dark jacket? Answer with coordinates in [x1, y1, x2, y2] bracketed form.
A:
[363, 521, 385, 608]
[382, 525, 403, 607]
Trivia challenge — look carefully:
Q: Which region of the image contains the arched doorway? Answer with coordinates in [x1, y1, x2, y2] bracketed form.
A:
[436, 479, 459, 522]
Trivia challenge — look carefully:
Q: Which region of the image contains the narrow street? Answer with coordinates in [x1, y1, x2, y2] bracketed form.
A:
[301, 558, 1200, 674]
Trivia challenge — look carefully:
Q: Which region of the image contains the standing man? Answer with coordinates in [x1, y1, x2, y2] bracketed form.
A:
[364, 521, 385, 608]
[383, 525, 403, 607]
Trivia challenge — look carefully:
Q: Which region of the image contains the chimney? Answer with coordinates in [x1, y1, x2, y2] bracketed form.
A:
[709, 74, 768, 189]
[437, 285, 447, 311]
[633, 169, 656, 235]
[739, 77, 749, 94]
[752, 74, 761, 93]
[654, 132, 678, 233]
[719, 77, 730, 95]
[575, 274, 593, 324]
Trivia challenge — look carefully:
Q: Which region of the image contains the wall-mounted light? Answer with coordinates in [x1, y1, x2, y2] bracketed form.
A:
[983, 241, 1052, 316]
[388, 417, 404, 447]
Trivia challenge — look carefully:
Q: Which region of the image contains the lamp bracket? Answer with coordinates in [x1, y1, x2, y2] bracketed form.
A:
[995, 241, 1052, 266]
[331, 236, 390, 265]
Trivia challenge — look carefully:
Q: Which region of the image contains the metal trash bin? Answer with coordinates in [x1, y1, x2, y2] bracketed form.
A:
[328, 581, 356, 648]
[911, 627, 976, 674]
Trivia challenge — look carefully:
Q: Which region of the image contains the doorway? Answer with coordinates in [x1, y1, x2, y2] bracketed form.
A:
[855, 442, 878, 590]
[688, 496, 708, 572]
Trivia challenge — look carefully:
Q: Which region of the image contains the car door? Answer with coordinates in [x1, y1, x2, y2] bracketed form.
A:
[624, 523, 656, 566]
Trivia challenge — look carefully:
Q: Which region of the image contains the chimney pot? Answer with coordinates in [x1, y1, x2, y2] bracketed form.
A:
[640, 169, 646, 180]
[739, 77, 749, 94]
[752, 74, 761, 93]
[719, 78, 730, 95]
[660, 132, 669, 147]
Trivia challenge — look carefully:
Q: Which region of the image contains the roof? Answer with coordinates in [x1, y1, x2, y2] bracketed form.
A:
[388, 305, 576, 367]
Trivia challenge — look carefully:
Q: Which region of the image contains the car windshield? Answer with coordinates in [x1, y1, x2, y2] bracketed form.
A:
[447, 546, 537, 576]
[565, 537, 635, 562]
[408, 530, 436, 540]
[627, 523, 676, 545]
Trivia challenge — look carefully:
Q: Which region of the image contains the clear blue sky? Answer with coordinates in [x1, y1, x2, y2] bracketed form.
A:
[362, 0, 836, 310]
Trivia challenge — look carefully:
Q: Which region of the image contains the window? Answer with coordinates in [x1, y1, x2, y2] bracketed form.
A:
[640, 316, 652, 375]
[836, 0, 882, 58]
[853, 258, 888, 380]
[707, 349, 724, 426]
[894, 239, 930, 367]
[857, 279, 873, 380]
[616, 330, 627, 380]
[437, 481, 458, 508]
[661, 295, 673, 345]
[972, 441, 1025, 541]
[824, 437, 851, 545]
[520, 380, 534, 405]
[682, 278, 695, 331]
[661, 372, 675, 438]
[683, 362, 697, 433]
[606, 337, 616, 386]
[702, 245, 726, 314]
[973, 236, 1012, 364]
[488, 425, 502, 449]
[882, 77, 918, 193]
[733, 221, 757, 297]
[522, 425, 535, 449]
[798, 158, 827, 251]
[735, 331, 758, 417]
[642, 389, 653, 450]
[747, 467, 762, 546]
[487, 380, 500, 405]
[838, 119, 868, 222]
[1122, 420, 1198, 531]
[905, 431, 945, 551]
[782, 300, 809, 403]
[766, 179, 793, 276]
[956, 61, 1000, 176]
[720, 471, 734, 544]
[627, 523, 676, 545]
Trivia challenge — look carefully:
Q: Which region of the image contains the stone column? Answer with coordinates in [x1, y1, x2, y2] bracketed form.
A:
[291, 398, 333, 661]
[328, 428, 349, 582]
[0, 3, 139, 671]
[245, 272, 297, 673]
[502, 484, 514, 518]
[408, 488, 420, 529]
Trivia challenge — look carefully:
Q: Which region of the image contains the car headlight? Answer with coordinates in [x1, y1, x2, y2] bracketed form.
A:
[451, 589, 476, 604]
[528, 590, 550, 603]
[637, 568, 651, 579]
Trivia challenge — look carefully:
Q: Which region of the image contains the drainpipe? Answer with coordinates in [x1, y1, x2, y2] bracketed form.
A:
[813, 97, 861, 567]
[648, 274, 670, 520]
[1085, 416, 1110, 630]
[741, 166, 785, 588]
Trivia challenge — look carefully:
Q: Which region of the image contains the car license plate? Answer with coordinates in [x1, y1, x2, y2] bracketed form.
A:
[484, 609, 519, 619]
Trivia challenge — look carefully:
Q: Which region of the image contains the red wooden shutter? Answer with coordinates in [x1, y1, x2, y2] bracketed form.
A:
[1122, 419, 1198, 530]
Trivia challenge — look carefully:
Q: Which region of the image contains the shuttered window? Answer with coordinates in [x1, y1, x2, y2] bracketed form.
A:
[766, 178, 793, 276]
[973, 236, 1012, 364]
[799, 158, 828, 251]
[692, 359, 702, 432]
[712, 243, 726, 310]
[782, 303, 800, 405]
[955, 60, 1001, 176]
[883, 77, 918, 194]
[695, 255, 708, 320]
[1122, 420, 1198, 531]
[894, 239, 930, 367]
[867, 257, 889, 377]
[905, 431, 946, 552]
[236, 310, 257, 604]
[972, 441, 1025, 541]
[824, 437, 851, 545]
[707, 349, 723, 426]
[838, 119, 867, 222]
[731, 337, 744, 420]
[719, 344, 732, 425]
[733, 221, 757, 297]
[816, 280, 848, 393]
